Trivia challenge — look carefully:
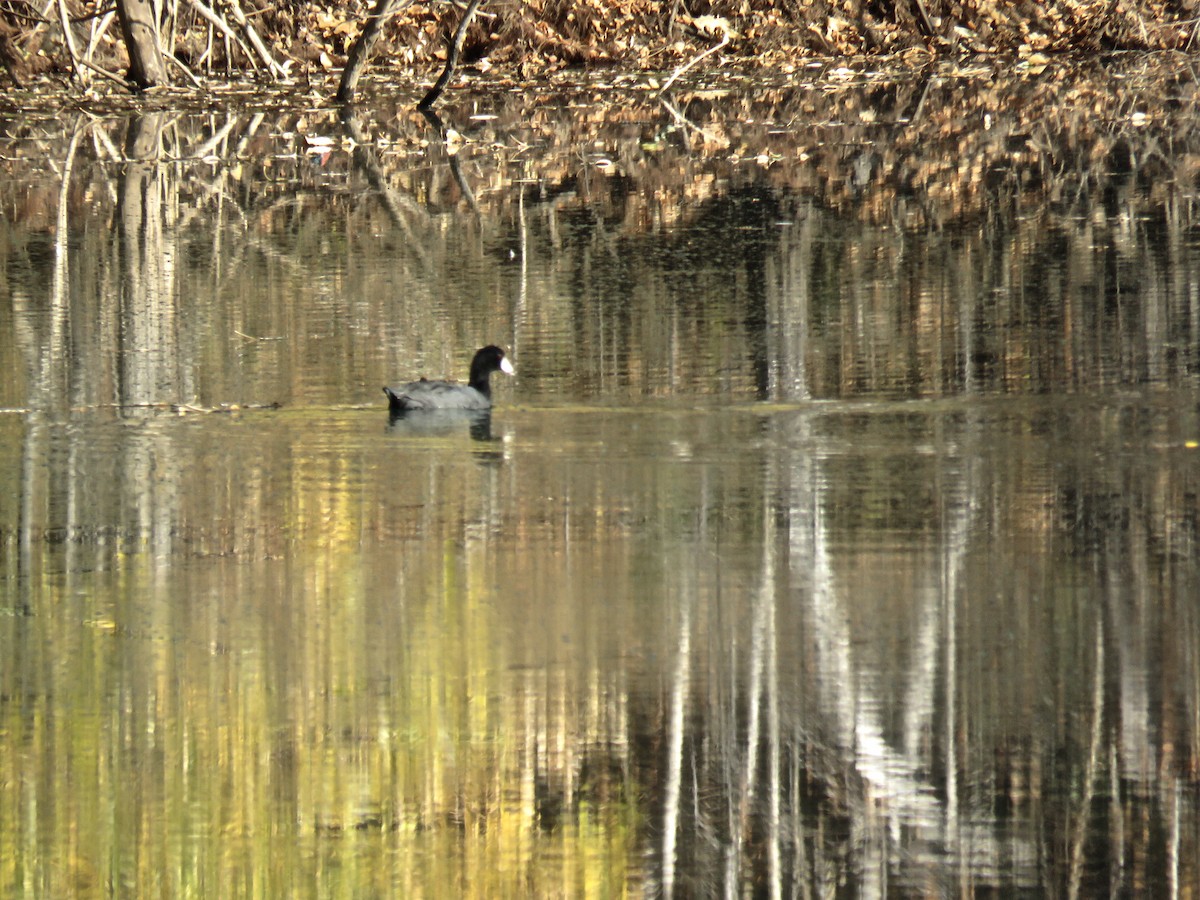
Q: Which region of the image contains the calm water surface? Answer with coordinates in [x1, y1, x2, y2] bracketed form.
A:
[2, 75, 1200, 896]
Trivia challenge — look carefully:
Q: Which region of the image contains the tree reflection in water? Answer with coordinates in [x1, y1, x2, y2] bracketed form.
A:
[1, 69, 1198, 895]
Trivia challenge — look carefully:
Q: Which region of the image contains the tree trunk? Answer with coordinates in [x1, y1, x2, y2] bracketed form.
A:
[337, 0, 415, 103]
[117, 0, 167, 88]
[418, 0, 484, 109]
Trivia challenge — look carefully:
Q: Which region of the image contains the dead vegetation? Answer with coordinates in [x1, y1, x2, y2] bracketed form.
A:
[1, 0, 1199, 94]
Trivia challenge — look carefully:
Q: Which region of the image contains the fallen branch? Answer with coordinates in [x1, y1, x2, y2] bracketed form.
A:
[165, 48, 202, 87]
[657, 17, 732, 96]
[78, 54, 132, 85]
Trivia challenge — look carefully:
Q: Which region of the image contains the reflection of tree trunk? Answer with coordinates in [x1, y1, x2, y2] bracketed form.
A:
[418, 105, 479, 213]
[662, 566, 692, 898]
[763, 510, 782, 900]
[118, 114, 178, 410]
[117, 0, 167, 87]
[341, 108, 432, 270]
[47, 123, 84, 407]
[1067, 620, 1105, 900]
[726, 507, 777, 895]
[17, 123, 84, 612]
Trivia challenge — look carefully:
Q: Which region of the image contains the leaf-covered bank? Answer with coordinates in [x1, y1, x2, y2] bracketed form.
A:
[2, 0, 1200, 94]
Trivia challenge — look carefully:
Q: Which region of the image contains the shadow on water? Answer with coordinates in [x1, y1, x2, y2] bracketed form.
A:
[2, 64, 1200, 896]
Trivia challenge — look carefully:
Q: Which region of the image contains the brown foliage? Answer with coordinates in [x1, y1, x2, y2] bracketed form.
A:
[0, 0, 1198, 91]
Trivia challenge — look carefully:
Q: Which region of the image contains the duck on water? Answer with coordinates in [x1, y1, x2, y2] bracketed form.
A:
[383, 346, 514, 412]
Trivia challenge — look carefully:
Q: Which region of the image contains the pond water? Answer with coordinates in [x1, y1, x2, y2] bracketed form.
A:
[2, 66, 1200, 896]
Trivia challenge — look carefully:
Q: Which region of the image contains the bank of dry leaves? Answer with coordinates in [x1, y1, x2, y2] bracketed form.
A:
[287, 0, 1200, 76]
[2, 0, 1200, 90]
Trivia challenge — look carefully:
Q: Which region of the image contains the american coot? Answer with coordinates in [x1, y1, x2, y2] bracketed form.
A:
[383, 345, 514, 412]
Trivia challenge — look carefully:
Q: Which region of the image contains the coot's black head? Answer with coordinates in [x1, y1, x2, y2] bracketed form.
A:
[468, 345, 515, 394]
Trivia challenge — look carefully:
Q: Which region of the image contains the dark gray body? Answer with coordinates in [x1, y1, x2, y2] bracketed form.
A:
[382, 345, 513, 413]
[383, 380, 491, 411]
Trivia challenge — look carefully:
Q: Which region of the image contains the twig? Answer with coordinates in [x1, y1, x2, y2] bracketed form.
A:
[71, 5, 118, 23]
[163, 0, 177, 76]
[6, 5, 50, 24]
[199, 21, 213, 71]
[418, 0, 484, 109]
[191, 114, 239, 159]
[172, 402, 282, 412]
[667, 0, 683, 37]
[901, 69, 935, 126]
